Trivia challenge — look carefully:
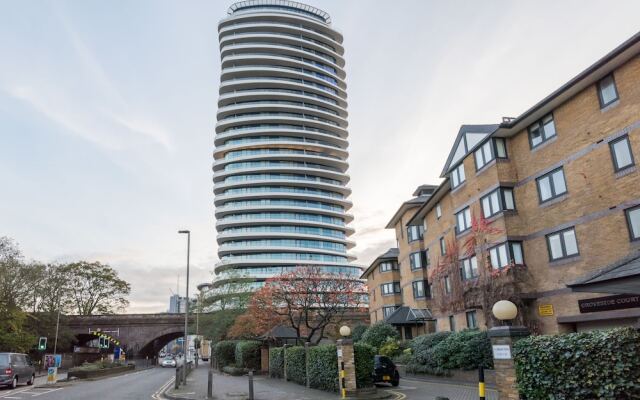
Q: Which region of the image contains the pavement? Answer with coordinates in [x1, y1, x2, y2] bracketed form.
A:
[163, 365, 499, 400]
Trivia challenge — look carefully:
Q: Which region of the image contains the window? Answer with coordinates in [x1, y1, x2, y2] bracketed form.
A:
[383, 306, 397, 318]
[428, 284, 434, 299]
[404, 326, 413, 340]
[528, 114, 557, 149]
[626, 206, 640, 241]
[456, 207, 472, 234]
[436, 203, 442, 219]
[451, 163, 466, 189]
[449, 315, 456, 332]
[381, 282, 401, 295]
[598, 74, 619, 108]
[489, 241, 524, 269]
[536, 167, 567, 203]
[440, 237, 446, 255]
[546, 227, 579, 261]
[466, 311, 478, 329]
[481, 187, 515, 218]
[379, 262, 398, 273]
[412, 280, 426, 298]
[610, 135, 635, 172]
[424, 249, 431, 268]
[407, 225, 425, 242]
[460, 256, 479, 280]
[474, 138, 507, 170]
[410, 252, 426, 270]
[444, 275, 452, 294]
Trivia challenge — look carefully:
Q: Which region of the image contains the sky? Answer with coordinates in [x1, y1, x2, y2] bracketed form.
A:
[1, 0, 639, 313]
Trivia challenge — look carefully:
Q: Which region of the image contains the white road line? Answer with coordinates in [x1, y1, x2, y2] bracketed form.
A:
[0, 387, 31, 398]
[31, 388, 62, 397]
[151, 377, 175, 400]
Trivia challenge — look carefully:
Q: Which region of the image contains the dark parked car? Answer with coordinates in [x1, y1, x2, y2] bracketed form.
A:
[373, 355, 399, 386]
[0, 353, 35, 389]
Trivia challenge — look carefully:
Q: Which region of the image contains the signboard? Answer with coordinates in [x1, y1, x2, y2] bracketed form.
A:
[47, 367, 57, 384]
[578, 294, 640, 314]
[492, 345, 511, 360]
[44, 354, 61, 368]
[538, 304, 554, 316]
[337, 349, 343, 358]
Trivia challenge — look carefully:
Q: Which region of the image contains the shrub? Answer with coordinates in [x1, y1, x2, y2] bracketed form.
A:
[308, 345, 338, 392]
[222, 366, 246, 376]
[393, 348, 412, 365]
[213, 340, 238, 370]
[284, 346, 306, 386]
[360, 322, 399, 350]
[408, 331, 451, 370]
[354, 343, 375, 388]
[351, 325, 368, 342]
[269, 347, 284, 378]
[432, 329, 492, 370]
[235, 340, 262, 370]
[378, 337, 401, 358]
[514, 327, 640, 399]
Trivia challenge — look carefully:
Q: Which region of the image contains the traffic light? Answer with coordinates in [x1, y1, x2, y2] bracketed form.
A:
[38, 337, 47, 351]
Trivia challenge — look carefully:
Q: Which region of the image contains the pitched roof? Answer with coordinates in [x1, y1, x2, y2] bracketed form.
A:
[568, 251, 640, 294]
[440, 124, 500, 177]
[384, 306, 434, 325]
[360, 248, 398, 279]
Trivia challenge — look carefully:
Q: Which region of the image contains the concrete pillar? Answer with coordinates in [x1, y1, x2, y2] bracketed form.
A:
[336, 339, 357, 398]
[260, 346, 269, 374]
[488, 326, 530, 400]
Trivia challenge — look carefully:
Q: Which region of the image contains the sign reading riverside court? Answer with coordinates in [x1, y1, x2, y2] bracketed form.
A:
[578, 294, 640, 313]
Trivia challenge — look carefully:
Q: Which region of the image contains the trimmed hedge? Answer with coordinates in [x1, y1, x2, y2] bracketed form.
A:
[222, 366, 246, 376]
[213, 340, 238, 370]
[351, 324, 368, 342]
[406, 330, 491, 375]
[354, 343, 375, 388]
[284, 346, 306, 386]
[514, 327, 640, 399]
[235, 340, 261, 370]
[308, 345, 338, 392]
[360, 322, 399, 350]
[269, 347, 284, 378]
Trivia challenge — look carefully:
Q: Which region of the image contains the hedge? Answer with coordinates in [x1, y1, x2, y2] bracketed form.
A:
[235, 341, 262, 370]
[360, 322, 399, 350]
[351, 324, 368, 342]
[222, 366, 246, 376]
[308, 345, 338, 392]
[213, 340, 238, 370]
[354, 343, 375, 388]
[284, 346, 306, 386]
[269, 347, 284, 378]
[406, 330, 491, 375]
[514, 327, 640, 399]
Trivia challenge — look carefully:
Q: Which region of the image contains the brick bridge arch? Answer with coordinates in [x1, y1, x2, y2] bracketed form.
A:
[66, 314, 195, 358]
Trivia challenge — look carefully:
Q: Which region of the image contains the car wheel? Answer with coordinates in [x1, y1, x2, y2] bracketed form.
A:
[27, 375, 34, 385]
[391, 372, 400, 387]
[10, 377, 18, 389]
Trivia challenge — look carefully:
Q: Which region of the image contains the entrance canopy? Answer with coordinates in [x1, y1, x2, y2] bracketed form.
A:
[567, 252, 640, 295]
[384, 307, 434, 326]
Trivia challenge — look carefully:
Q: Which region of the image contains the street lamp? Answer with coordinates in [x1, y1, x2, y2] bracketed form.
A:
[178, 229, 190, 381]
[492, 300, 518, 324]
[339, 325, 351, 338]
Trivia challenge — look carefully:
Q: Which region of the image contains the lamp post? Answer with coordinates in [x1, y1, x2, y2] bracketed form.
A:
[178, 229, 190, 383]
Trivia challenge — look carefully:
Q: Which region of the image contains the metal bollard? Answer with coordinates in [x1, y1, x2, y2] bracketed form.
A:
[175, 366, 181, 389]
[208, 368, 214, 399]
[248, 370, 254, 400]
[479, 366, 486, 400]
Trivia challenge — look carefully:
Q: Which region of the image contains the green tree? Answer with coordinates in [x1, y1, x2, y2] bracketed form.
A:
[60, 261, 131, 315]
[360, 322, 400, 350]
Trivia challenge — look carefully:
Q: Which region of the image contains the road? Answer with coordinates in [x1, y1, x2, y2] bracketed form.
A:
[0, 367, 175, 400]
[380, 376, 499, 400]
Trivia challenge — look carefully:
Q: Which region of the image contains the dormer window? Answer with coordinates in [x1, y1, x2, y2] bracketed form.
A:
[474, 138, 507, 170]
[451, 164, 466, 189]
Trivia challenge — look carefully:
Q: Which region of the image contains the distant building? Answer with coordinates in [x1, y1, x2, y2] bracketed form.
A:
[169, 294, 188, 314]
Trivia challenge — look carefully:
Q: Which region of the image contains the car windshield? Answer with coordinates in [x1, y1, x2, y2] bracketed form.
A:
[0, 354, 8, 365]
[164, 357, 173, 360]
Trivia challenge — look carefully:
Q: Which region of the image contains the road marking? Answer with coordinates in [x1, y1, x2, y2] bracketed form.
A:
[151, 376, 175, 400]
[0, 387, 31, 398]
[384, 390, 406, 400]
[30, 388, 63, 397]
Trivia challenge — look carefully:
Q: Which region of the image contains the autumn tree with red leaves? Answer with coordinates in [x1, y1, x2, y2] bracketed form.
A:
[229, 266, 366, 344]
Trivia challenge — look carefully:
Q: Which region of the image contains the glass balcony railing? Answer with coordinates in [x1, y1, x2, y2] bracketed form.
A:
[221, 185, 344, 199]
[220, 225, 345, 238]
[220, 212, 345, 226]
[220, 199, 344, 212]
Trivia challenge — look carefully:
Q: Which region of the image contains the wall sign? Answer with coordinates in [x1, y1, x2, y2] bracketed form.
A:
[578, 294, 640, 313]
[538, 304, 554, 316]
[492, 344, 511, 360]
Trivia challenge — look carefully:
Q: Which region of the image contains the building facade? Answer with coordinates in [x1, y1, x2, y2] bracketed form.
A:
[211, 1, 360, 302]
[365, 32, 640, 336]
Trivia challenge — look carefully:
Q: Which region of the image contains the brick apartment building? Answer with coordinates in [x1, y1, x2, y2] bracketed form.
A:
[362, 32, 640, 338]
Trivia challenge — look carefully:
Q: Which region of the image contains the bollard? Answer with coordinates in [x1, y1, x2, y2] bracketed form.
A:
[479, 366, 485, 400]
[248, 370, 254, 400]
[175, 366, 181, 389]
[207, 368, 214, 399]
